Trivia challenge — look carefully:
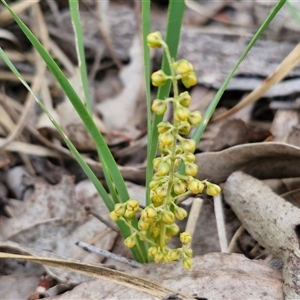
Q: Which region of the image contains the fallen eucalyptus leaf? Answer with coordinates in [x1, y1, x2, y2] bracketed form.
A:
[224, 171, 300, 300]
[16, 252, 283, 300]
[195, 142, 300, 183]
[0, 252, 190, 299]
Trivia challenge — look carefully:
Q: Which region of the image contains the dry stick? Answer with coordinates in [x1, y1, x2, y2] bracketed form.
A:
[227, 225, 245, 253]
[185, 197, 204, 237]
[213, 41, 300, 122]
[75, 241, 143, 269]
[214, 193, 228, 252]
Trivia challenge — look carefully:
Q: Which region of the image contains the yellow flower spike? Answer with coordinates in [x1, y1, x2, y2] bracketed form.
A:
[181, 71, 197, 88]
[175, 59, 194, 75]
[188, 110, 202, 126]
[185, 162, 198, 177]
[206, 182, 221, 196]
[174, 206, 188, 220]
[178, 121, 191, 135]
[157, 160, 171, 177]
[147, 31, 163, 48]
[166, 223, 180, 236]
[184, 248, 193, 258]
[173, 182, 186, 195]
[151, 70, 168, 87]
[126, 199, 140, 212]
[152, 99, 167, 116]
[148, 246, 158, 258]
[138, 218, 150, 230]
[188, 179, 204, 194]
[181, 139, 196, 153]
[109, 211, 121, 222]
[175, 106, 190, 122]
[113, 203, 126, 216]
[159, 132, 174, 147]
[179, 91, 192, 107]
[124, 235, 136, 248]
[180, 232, 192, 245]
[162, 211, 175, 225]
[183, 257, 194, 270]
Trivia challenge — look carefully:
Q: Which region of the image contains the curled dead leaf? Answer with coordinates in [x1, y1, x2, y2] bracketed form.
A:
[195, 142, 300, 183]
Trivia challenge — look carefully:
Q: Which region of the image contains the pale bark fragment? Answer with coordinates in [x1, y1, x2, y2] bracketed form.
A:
[225, 171, 300, 299]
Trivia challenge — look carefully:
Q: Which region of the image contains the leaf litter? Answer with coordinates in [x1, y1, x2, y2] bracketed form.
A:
[1, 0, 300, 299]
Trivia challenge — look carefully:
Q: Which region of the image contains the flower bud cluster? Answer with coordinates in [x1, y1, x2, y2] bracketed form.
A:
[110, 32, 221, 270]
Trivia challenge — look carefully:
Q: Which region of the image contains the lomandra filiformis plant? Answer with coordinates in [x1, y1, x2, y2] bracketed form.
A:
[110, 32, 221, 269]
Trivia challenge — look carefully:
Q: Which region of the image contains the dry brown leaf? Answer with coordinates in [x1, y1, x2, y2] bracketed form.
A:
[224, 171, 300, 299]
[0, 251, 283, 300]
[195, 142, 300, 183]
[0, 252, 189, 300]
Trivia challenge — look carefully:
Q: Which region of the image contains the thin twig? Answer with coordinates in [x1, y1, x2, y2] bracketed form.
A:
[214, 194, 228, 252]
[185, 197, 203, 236]
[75, 241, 143, 268]
[227, 225, 245, 253]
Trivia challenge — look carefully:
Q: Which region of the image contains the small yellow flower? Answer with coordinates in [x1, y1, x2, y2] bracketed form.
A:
[166, 223, 180, 236]
[175, 106, 190, 122]
[148, 246, 158, 257]
[126, 199, 140, 212]
[173, 182, 186, 195]
[157, 122, 172, 134]
[188, 110, 202, 126]
[162, 211, 175, 225]
[184, 248, 193, 258]
[181, 71, 197, 88]
[188, 179, 204, 194]
[178, 121, 191, 135]
[174, 206, 188, 220]
[182, 257, 193, 270]
[180, 232, 192, 245]
[147, 31, 163, 48]
[110, 211, 121, 221]
[159, 132, 174, 147]
[178, 91, 192, 107]
[113, 203, 126, 216]
[206, 182, 221, 196]
[124, 209, 135, 219]
[175, 59, 194, 75]
[185, 162, 198, 177]
[152, 99, 167, 116]
[124, 235, 136, 248]
[138, 218, 150, 230]
[157, 160, 171, 177]
[151, 70, 168, 87]
[181, 139, 196, 153]
[154, 251, 164, 263]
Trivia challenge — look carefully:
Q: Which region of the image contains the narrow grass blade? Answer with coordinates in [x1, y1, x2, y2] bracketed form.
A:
[0, 47, 147, 263]
[1, 0, 129, 204]
[69, 0, 93, 115]
[0, 0, 148, 262]
[145, 0, 186, 204]
[192, 0, 286, 144]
